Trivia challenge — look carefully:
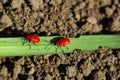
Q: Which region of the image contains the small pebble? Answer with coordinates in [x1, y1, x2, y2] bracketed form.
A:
[93, 71, 106, 80]
[0, 66, 8, 76]
[28, 67, 35, 75]
[105, 7, 114, 16]
[87, 16, 97, 24]
[44, 74, 53, 80]
[92, 24, 103, 33]
[66, 66, 77, 77]
[14, 65, 22, 74]
[1, 0, 7, 4]
[0, 14, 13, 26]
[78, 59, 94, 76]
[27, 76, 34, 80]
[75, 13, 80, 20]
[29, 0, 43, 11]
[0, 3, 3, 11]
[11, 0, 23, 9]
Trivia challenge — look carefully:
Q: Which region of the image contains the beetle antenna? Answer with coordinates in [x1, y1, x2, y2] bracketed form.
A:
[45, 44, 50, 50]
[45, 44, 54, 50]
[42, 39, 50, 43]
[55, 46, 58, 52]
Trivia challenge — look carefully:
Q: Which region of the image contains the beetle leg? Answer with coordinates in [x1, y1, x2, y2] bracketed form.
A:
[22, 38, 28, 45]
[64, 46, 69, 49]
[59, 46, 64, 53]
[26, 41, 31, 49]
[33, 43, 39, 46]
[21, 38, 32, 49]
[55, 46, 58, 52]
[42, 39, 50, 43]
[46, 44, 54, 50]
[22, 40, 27, 45]
[29, 43, 31, 50]
[59, 46, 66, 61]
[24, 42, 31, 49]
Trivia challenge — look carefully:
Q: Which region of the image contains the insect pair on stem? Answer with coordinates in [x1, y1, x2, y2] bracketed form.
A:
[23, 34, 70, 53]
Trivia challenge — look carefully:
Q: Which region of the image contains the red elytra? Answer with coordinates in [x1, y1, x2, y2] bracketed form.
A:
[26, 34, 40, 44]
[55, 38, 70, 46]
[45, 37, 70, 53]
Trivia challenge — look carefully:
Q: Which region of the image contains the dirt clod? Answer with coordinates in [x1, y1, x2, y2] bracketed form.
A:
[81, 23, 102, 33]
[78, 58, 95, 76]
[0, 66, 8, 76]
[110, 15, 120, 32]
[44, 74, 53, 80]
[13, 64, 22, 74]
[29, 0, 43, 11]
[27, 76, 34, 80]
[105, 7, 114, 17]
[93, 70, 106, 80]
[0, 14, 13, 27]
[66, 65, 77, 77]
[87, 16, 97, 24]
[28, 67, 35, 75]
[11, 0, 23, 9]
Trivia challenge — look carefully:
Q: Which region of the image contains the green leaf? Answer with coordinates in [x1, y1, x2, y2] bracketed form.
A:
[0, 35, 120, 56]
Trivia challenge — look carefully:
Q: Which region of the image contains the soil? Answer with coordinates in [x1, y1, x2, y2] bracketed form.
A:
[0, 0, 120, 80]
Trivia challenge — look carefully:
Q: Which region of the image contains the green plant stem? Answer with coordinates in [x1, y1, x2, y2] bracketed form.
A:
[0, 35, 120, 56]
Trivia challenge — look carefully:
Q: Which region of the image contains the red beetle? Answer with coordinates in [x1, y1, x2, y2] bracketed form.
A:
[23, 34, 40, 49]
[26, 34, 40, 44]
[55, 38, 70, 47]
[45, 37, 70, 53]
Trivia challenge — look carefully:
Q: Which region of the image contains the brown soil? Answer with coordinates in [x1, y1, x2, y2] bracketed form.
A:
[0, 0, 120, 80]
